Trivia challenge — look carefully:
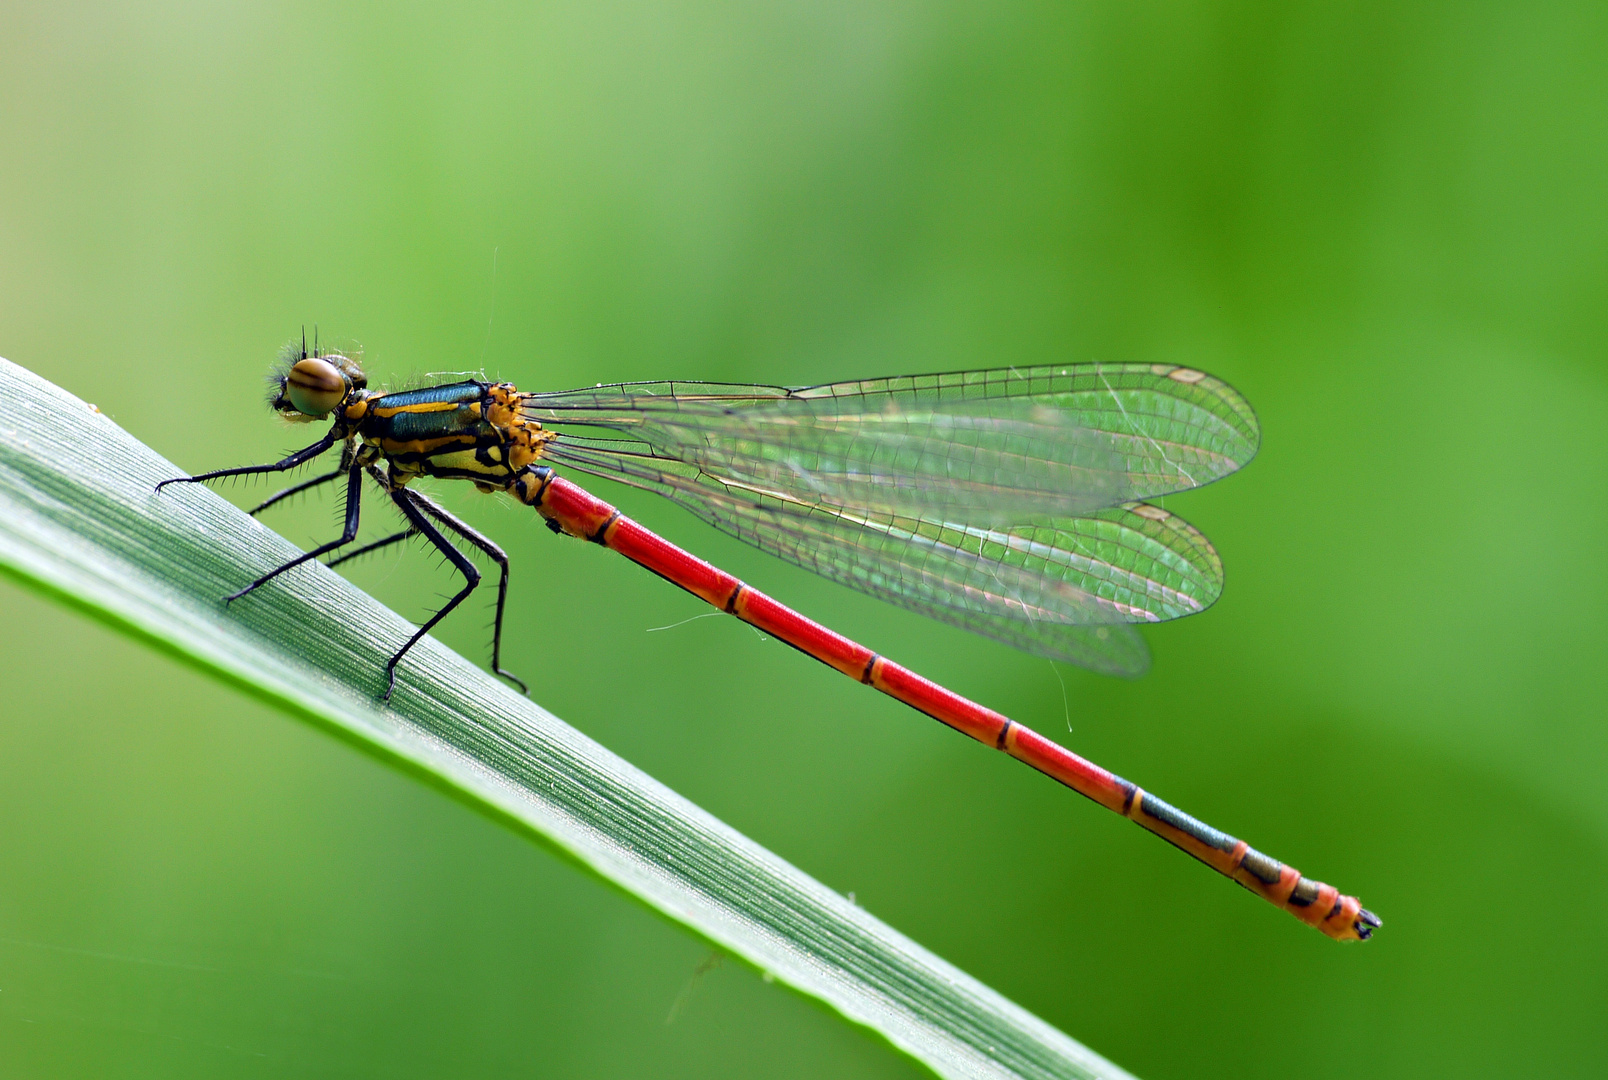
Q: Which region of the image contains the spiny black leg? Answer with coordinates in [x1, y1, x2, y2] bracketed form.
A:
[249, 464, 346, 516]
[382, 487, 483, 702]
[156, 431, 338, 493]
[405, 487, 528, 695]
[322, 467, 421, 569]
[225, 465, 363, 603]
[325, 528, 417, 569]
[322, 467, 419, 569]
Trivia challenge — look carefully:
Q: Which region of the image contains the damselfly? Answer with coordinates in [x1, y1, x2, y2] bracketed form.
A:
[158, 339, 1379, 940]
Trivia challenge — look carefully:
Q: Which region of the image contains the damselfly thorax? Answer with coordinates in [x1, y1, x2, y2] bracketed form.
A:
[288, 364, 556, 493]
[157, 338, 1379, 941]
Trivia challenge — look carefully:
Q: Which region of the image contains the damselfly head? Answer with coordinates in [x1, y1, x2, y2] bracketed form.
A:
[268, 336, 368, 420]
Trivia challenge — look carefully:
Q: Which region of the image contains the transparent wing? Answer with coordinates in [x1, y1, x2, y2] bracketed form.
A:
[525, 363, 1259, 526]
[545, 436, 1227, 677]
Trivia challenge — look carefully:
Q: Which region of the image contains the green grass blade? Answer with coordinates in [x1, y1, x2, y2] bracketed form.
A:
[0, 356, 1135, 1080]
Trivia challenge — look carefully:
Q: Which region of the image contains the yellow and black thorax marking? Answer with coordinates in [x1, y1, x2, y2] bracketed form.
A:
[342, 380, 552, 490]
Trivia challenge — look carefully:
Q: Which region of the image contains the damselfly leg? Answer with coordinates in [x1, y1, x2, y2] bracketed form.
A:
[225, 464, 364, 602]
[154, 432, 337, 493]
[394, 482, 526, 695]
[333, 469, 528, 696]
[156, 431, 366, 600]
[380, 483, 487, 700]
[324, 527, 418, 568]
[248, 462, 349, 516]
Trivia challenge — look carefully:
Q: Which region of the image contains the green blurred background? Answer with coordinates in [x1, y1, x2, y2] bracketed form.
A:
[2, 1, 1605, 1077]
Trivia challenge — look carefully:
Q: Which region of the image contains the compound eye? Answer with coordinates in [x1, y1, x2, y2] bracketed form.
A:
[285, 358, 347, 417]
